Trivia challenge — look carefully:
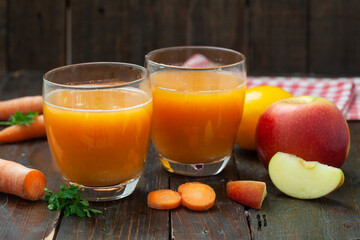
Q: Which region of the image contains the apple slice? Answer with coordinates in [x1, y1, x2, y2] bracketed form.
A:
[269, 152, 345, 199]
[227, 181, 267, 210]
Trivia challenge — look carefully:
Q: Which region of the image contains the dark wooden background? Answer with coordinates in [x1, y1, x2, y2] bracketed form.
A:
[0, 0, 359, 76]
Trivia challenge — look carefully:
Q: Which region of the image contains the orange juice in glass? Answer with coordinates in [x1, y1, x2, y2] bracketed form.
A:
[146, 46, 246, 176]
[43, 62, 152, 201]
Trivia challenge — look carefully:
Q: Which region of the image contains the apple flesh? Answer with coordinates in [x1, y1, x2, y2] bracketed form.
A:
[256, 96, 350, 169]
[227, 181, 267, 210]
[269, 152, 344, 199]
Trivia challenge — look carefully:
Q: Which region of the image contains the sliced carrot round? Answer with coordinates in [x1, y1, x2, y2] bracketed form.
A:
[147, 189, 181, 210]
[178, 182, 216, 211]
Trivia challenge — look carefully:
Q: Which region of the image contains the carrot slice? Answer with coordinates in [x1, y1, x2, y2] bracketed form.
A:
[0, 158, 46, 200]
[0, 115, 46, 142]
[178, 182, 216, 211]
[147, 189, 181, 210]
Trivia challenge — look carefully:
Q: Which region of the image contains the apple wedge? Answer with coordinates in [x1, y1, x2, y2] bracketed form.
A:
[269, 152, 345, 199]
[227, 181, 267, 210]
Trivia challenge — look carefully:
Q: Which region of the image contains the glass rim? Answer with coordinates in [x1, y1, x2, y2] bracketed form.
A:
[43, 62, 149, 90]
[145, 46, 246, 70]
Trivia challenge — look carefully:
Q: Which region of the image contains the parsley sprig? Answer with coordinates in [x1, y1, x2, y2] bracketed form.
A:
[0, 112, 38, 126]
[45, 184, 102, 218]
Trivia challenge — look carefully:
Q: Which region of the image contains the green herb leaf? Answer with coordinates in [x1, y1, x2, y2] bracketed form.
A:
[84, 209, 91, 218]
[0, 112, 38, 126]
[64, 207, 70, 217]
[44, 184, 102, 218]
[80, 200, 89, 207]
[76, 207, 86, 217]
[90, 209, 102, 214]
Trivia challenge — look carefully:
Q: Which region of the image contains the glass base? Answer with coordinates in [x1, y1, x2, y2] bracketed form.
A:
[158, 154, 231, 177]
[65, 177, 140, 202]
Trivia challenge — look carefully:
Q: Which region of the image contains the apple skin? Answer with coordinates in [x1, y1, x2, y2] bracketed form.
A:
[256, 96, 350, 169]
[227, 181, 267, 210]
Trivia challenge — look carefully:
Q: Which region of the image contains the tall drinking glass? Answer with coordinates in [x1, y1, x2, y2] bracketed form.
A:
[146, 46, 246, 176]
[43, 62, 152, 201]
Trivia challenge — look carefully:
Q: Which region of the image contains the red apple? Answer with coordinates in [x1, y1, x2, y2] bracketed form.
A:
[256, 96, 350, 169]
[227, 181, 267, 210]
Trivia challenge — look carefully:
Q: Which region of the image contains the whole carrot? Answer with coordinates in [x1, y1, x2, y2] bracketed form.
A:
[0, 96, 43, 120]
[0, 158, 46, 200]
[0, 115, 46, 142]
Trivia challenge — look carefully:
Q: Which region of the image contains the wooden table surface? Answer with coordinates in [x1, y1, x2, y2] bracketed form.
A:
[0, 71, 359, 240]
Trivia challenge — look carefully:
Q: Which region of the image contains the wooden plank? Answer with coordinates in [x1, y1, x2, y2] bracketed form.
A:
[0, 73, 9, 92]
[71, 0, 189, 66]
[0, 71, 43, 99]
[56, 144, 170, 239]
[170, 157, 251, 239]
[310, 0, 360, 76]
[0, 71, 62, 239]
[0, 141, 61, 240]
[248, 0, 307, 76]
[7, 0, 65, 71]
[0, 71, 360, 239]
[235, 122, 360, 239]
[0, 0, 6, 73]
[188, 0, 246, 54]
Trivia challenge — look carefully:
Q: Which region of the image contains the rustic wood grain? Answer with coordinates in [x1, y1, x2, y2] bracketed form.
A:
[71, 0, 246, 66]
[170, 156, 251, 240]
[55, 144, 171, 239]
[145, 0, 189, 50]
[0, 0, 6, 73]
[0, 71, 43, 99]
[7, 0, 65, 71]
[70, 0, 126, 64]
[188, 0, 246, 54]
[70, 0, 189, 66]
[235, 122, 360, 239]
[2, 1, 360, 77]
[0, 72, 62, 240]
[310, 0, 360, 76]
[0, 71, 360, 239]
[248, 0, 307, 76]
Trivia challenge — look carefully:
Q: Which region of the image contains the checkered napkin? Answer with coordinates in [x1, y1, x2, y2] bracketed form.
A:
[183, 54, 360, 120]
[247, 77, 358, 120]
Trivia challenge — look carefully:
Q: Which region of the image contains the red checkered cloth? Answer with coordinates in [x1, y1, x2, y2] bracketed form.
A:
[345, 79, 360, 120]
[247, 77, 358, 120]
[183, 54, 360, 120]
[182, 53, 219, 68]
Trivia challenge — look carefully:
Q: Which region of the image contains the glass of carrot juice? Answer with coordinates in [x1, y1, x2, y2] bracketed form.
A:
[43, 62, 152, 201]
[146, 46, 246, 176]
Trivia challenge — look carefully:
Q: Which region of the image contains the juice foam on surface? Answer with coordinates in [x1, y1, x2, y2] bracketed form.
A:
[45, 87, 151, 111]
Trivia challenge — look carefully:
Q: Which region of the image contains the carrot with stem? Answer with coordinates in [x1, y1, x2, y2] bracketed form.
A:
[147, 189, 182, 210]
[0, 96, 43, 120]
[0, 158, 46, 200]
[0, 114, 46, 142]
[178, 182, 216, 211]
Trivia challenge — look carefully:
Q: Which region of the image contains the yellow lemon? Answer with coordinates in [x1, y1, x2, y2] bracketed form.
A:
[236, 86, 292, 150]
